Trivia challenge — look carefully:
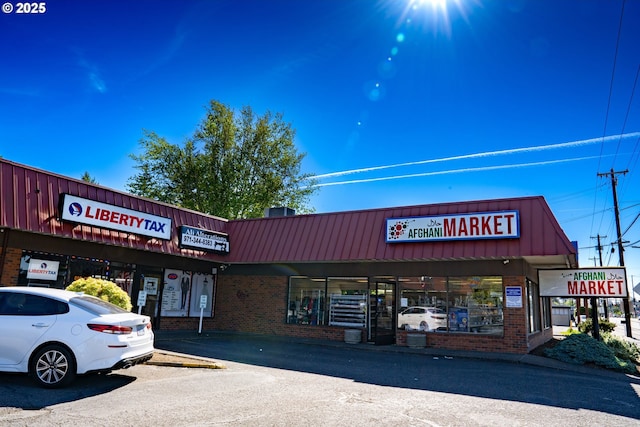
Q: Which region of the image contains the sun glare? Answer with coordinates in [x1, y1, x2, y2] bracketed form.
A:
[392, 0, 472, 37]
[411, 0, 449, 11]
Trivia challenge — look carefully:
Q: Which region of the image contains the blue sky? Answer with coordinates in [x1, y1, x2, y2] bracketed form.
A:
[2, 0, 640, 296]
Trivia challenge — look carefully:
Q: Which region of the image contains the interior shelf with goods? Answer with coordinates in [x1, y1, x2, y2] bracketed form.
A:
[449, 304, 503, 332]
[289, 289, 325, 325]
[329, 294, 367, 328]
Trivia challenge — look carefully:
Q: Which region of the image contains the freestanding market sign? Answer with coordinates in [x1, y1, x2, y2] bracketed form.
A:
[538, 268, 627, 297]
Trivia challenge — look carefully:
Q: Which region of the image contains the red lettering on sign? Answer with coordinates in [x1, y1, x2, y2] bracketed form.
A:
[504, 213, 515, 234]
[133, 216, 144, 227]
[469, 216, 479, 235]
[458, 218, 468, 236]
[493, 215, 503, 235]
[482, 216, 491, 235]
[567, 280, 625, 296]
[444, 219, 455, 236]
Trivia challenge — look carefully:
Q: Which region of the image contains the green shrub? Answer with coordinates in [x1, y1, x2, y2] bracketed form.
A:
[577, 318, 616, 334]
[544, 333, 637, 374]
[560, 327, 581, 336]
[66, 277, 132, 311]
[601, 333, 640, 364]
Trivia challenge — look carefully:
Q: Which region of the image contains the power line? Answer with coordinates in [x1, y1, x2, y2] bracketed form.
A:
[590, 0, 628, 258]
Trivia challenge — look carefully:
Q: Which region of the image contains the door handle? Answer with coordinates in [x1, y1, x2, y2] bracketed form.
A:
[32, 323, 50, 328]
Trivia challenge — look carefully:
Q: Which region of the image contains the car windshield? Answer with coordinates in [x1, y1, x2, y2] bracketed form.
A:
[70, 295, 129, 315]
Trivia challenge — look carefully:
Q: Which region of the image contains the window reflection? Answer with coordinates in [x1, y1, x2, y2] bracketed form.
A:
[399, 276, 504, 335]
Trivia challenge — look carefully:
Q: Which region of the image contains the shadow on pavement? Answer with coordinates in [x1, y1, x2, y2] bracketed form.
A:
[0, 372, 136, 410]
[155, 330, 640, 420]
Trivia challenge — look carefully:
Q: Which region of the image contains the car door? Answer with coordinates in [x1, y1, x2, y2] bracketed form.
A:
[0, 292, 60, 367]
[406, 307, 426, 328]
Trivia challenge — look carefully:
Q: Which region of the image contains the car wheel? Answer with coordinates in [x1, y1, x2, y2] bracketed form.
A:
[30, 345, 76, 388]
[419, 321, 429, 331]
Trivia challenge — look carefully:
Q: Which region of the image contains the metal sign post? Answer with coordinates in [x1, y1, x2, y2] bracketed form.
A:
[137, 291, 147, 315]
[198, 295, 207, 335]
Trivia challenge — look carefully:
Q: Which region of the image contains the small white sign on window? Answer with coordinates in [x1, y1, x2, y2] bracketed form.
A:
[144, 278, 158, 295]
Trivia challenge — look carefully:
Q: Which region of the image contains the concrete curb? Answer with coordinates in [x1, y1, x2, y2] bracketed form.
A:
[146, 349, 226, 369]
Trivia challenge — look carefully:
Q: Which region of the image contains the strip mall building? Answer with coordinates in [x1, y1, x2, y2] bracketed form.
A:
[0, 158, 578, 354]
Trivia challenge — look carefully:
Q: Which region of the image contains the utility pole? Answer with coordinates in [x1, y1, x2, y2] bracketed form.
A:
[590, 234, 609, 319]
[597, 168, 632, 337]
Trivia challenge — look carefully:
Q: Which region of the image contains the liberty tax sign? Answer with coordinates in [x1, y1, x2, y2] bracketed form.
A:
[60, 194, 172, 240]
[538, 268, 627, 297]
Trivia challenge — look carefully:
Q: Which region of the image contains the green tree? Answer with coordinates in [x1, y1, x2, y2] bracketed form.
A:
[127, 100, 318, 219]
[81, 171, 98, 184]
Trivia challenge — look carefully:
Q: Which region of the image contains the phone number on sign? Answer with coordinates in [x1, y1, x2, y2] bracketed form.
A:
[2, 2, 47, 14]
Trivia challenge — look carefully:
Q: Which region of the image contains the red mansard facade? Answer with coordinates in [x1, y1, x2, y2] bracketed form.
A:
[0, 158, 577, 354]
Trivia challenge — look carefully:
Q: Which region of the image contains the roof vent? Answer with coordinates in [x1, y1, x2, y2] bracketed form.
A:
[264, 207, 295, 218]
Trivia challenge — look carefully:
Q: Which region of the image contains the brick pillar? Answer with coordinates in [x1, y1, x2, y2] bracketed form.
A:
[0, 246, 22, 286]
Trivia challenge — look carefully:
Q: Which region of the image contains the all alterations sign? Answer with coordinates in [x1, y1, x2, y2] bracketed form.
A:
[179, 225, 229, 254]
[538, 268, 627, 297]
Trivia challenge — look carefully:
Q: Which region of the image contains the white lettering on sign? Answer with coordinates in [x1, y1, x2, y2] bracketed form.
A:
[179, 226, 229, 253]
[60, 194, 172, 240]
[386, 210, 519, 242]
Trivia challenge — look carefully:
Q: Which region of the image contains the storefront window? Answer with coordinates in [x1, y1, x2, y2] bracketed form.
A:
[542, 297, 552, 329]
[110, 262, 136, 296]
[287, 277, 326, 325]
[398, 276, 447, 331]
[527, 279, 541, 333]
[398, 275, 503, 335]
[69, 256, 109, 282]
[287, 277, 369, 327]
[448, 276, 503, 335]
[327, 277, 368, 328]
[18, 251, 68, 289]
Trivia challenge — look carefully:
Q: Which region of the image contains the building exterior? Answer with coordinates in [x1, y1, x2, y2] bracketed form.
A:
[0, 158, 578, 354]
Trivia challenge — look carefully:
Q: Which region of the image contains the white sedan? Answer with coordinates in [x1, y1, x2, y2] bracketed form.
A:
[397, 306, 447, 331]
[0, 286, 154, 388]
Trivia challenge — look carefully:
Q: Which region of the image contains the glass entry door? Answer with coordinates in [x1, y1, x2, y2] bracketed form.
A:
[368, 281, 396, 345]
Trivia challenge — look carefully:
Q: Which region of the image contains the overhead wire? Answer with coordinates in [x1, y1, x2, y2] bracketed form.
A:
[589, 0, 628, 266]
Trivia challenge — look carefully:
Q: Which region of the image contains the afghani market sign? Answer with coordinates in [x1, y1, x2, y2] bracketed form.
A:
[538, 268, 627, 297]
[386, 210, 519, 243]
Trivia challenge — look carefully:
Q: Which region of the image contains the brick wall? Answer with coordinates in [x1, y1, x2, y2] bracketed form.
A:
[0, 246, 21, 286]
[159, 274, 348, 342]
[158, 274, 543, 354]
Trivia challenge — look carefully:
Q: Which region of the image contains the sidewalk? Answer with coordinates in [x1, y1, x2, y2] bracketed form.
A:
[554, 316, 640, 344]
[151, 327, 640, 379]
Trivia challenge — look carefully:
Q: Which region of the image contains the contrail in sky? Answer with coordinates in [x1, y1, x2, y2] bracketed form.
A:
[312, 155, 606, 188]
[310, 132, 640, 180]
